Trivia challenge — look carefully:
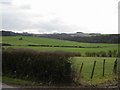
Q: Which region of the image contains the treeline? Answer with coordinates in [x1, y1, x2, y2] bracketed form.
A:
[1, 31, 33, 36]
[40, 34, 120, 44]
[2, 48, 80, 85]
[1, 31, 17, 36]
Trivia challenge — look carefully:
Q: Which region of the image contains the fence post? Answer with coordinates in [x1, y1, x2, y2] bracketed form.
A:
[91, 61, 96, 79]
[113, 59, 117, 74]
[77, 63, 83, 80]
[103, 59, 105, 76]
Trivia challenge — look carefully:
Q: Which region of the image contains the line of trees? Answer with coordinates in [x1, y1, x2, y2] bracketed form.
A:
[40, 34, 120, 44]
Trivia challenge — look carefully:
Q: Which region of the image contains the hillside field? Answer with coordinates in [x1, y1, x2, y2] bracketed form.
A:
[1, 36, 118, 56]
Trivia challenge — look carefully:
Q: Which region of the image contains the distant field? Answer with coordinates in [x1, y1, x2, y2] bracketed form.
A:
[1, 36, 118, 56]
[1, 36, 118, 46]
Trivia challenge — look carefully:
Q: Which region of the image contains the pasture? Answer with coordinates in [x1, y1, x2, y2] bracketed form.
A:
[1, 36, 118, 56]
[1, 36, 119, 85]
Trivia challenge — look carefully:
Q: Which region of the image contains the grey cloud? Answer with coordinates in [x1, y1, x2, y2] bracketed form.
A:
[2, 13, 33, 31]
[2, 13, 77, 33]
[34, 19, 75, 33]
[1, 0, 77, 33]
[2, 6, 76, 33]
[19, 4, 31, 10]
[0, 0, 12, 5]
[36, 21, 62, 31]
[0, 0, 31, 10]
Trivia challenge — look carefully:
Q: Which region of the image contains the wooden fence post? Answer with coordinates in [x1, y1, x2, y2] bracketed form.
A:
[91, 61, 96, 79]
[113, 59, 117, 74]
[77, 63, 83, 80]
[103, 59, 105, 76]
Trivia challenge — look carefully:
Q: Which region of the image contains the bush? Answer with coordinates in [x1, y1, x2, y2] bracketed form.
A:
[0, 43, 12, 46]
[108, 50, 112, 57]
[19, 37, 23, 40]
[85, 52, 97, 57]
[2, 48, 80, 85]
[99, 51, 107, 57]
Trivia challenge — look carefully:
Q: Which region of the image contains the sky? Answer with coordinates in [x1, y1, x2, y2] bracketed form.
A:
[0, 0, 119, 34]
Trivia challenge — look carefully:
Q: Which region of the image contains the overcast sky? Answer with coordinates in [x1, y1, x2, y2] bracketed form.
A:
[0, 0, 119, 34]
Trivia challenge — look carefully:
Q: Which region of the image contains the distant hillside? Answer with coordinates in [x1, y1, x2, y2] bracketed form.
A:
[37, 33, 120, 44]
[1, 30, 119, 44]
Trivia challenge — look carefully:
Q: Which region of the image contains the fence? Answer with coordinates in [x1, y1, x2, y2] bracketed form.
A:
[76, 58, 118, 80]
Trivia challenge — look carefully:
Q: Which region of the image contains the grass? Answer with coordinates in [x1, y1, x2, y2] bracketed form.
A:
[71, 57, 118, 85]
[2, 76, 33, 86]
[2, 76, 42, 86]
[1, 36, 118, 47]
[1, 36, 118, 56]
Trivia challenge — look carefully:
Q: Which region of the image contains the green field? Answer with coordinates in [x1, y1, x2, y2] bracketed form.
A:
[2, 36, 118, 46]
[1, 36, 119, 85]
[1, 36, 118, 56]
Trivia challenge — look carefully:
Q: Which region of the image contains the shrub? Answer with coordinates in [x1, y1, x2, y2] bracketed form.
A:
[99, 51, 107, 57]
[108, 50, 112, 57]
[112, 50, 117, 57]
[19, 37, 23, 40]
[0, 43, 12, 46]
[85, 52, 97, 57]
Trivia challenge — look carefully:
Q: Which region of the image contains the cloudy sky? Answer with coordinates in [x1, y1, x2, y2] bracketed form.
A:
[0, 0, 119, 34]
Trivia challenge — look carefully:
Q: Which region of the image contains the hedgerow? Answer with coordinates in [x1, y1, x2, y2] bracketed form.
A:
[2, 48, 80, 85]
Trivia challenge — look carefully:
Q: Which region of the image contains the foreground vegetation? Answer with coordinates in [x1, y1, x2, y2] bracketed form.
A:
[2, 48, 118, 86]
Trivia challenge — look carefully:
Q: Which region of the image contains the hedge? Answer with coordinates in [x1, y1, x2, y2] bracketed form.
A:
[2, 48, 80, 85]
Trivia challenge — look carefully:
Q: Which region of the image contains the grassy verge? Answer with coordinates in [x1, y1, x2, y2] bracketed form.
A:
[2, 76, 42, 86]
[79, 74, 117, 86]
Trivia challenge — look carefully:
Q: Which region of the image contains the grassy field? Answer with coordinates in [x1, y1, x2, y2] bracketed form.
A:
[1, 36, 118, 56]
[1, 36, 119, 86]
[1, 36, 118, 46]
